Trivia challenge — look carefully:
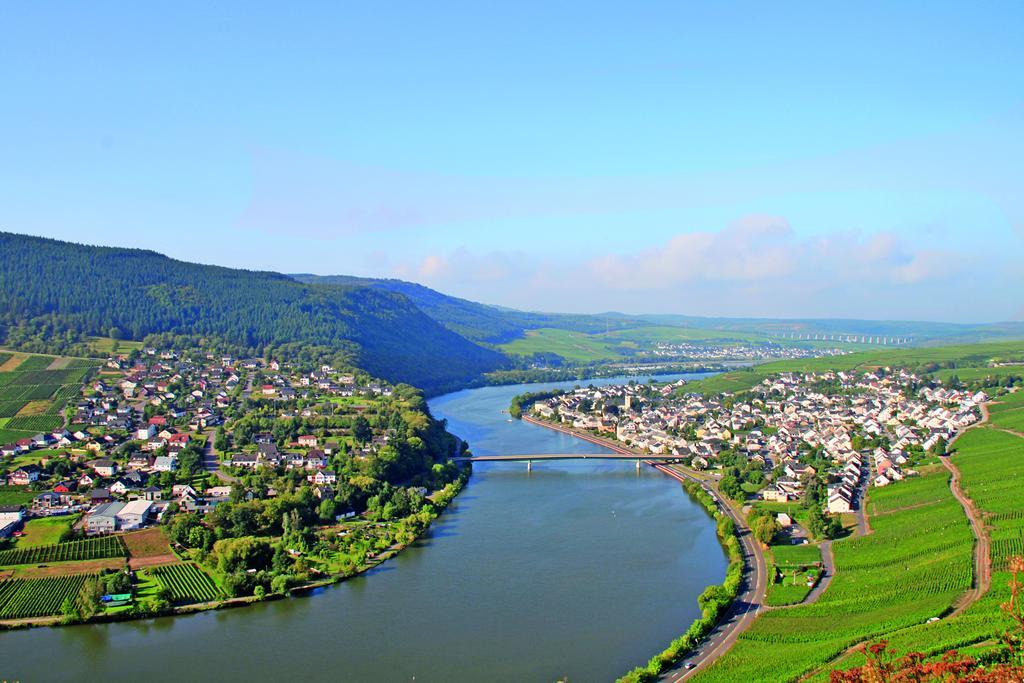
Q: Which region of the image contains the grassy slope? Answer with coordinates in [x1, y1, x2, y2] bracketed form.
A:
[820, 424, 1024, 675]
[695, 466, 974, 682]
[498, 328, 629, 362]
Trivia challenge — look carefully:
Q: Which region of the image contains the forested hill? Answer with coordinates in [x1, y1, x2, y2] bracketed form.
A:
[0, 233, 506, 394]
[292, 273, 649, 343]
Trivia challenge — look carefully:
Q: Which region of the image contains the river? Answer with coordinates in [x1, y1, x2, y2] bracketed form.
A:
[0, 374, 727, 682]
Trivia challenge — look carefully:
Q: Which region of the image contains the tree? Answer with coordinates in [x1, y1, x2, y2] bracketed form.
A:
[719, 475, 745, 501]
[751, 515, 781, 546]
[353, 415, 372, 443]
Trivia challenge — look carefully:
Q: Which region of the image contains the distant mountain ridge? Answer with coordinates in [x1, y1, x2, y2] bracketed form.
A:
[0, 233, 506, 394]
[290, 273, 652, 343]
[292, 273, 1024, 347]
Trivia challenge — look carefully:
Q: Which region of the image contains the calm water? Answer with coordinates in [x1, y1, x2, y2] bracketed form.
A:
[0, 374, 727, 682]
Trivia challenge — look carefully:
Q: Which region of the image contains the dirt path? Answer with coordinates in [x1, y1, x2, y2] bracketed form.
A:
[941, 453, 991, 617]
[128, 554, 179, 569]
[0, 353, 26, 372]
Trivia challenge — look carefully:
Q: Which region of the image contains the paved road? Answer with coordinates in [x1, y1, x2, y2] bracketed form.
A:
[656, 466, 767, 681]
[800, 540, 834, 605]
[202, 429, 238, 483]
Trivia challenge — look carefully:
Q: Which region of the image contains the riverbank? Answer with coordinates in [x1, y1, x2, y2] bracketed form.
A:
[0, 473, 469, 631]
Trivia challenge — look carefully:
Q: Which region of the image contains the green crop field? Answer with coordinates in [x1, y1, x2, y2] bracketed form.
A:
[0, 428, 35, 444]
[12, 356, 55, 372]
[0, 574, 93, 619]
[990, 407, 1024, 433]
[0, 535, 127, 566]
[929, 366, 1024, 383]
[87, 336, 145, 354]
[497, 324, 881, 363]
[5, 414, 63, 432]
[817, 425, 1024, 677]
[694, 469, 974, 682]
[498, 328, 632, 362]
[866, 467, 950, 515]
[602, 325, 770, 344]
[14, 517, 75, 548]
[150, 562, 222, 604]
[0, 356, 93, 442]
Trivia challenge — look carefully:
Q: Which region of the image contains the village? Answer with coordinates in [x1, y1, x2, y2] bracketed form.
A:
[647, 341, 851, 364]
[1, 349, 403, 537]
[0, 345, 465, 623]
[529, 368, 985, 520]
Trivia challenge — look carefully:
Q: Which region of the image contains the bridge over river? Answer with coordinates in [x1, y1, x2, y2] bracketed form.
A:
[453, 453, 681, 470]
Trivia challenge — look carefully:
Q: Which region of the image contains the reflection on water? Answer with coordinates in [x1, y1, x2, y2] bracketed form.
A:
[0, 374, 727, 683]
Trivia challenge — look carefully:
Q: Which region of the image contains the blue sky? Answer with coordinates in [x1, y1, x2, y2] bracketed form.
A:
[2, 2, 1022, 322]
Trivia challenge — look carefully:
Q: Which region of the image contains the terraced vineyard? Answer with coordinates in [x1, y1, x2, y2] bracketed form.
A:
[0, 355, 97, 444]
[817, 423, 1024, 675]
[0, 574, 92, 618]
[0, 535, 127, 566]
[150, 563, 221, 604]
[694, 469, 974, 682]
[5, 414, 64, 432]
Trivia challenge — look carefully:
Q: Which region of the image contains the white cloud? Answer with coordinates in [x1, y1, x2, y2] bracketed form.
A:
[392, 215, 984, 319]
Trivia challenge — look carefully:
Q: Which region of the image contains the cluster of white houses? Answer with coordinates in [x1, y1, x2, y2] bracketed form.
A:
[2, 349, 392, 538]
[531, 369, 986, 515]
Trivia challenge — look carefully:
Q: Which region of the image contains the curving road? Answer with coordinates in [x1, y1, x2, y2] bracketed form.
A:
[658, 465, 768, 681]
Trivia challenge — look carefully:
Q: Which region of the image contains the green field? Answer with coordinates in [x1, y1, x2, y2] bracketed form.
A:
[818, 425, 1024, 676]
[990, 407, 1024, 433]
[0, 574, 93, 619]
[929, 366, 1024, 383]
[0, 534, 127, 566]
[498, 328, 632, 361]
[13, 517, 75, 548]
[149, 562, 222, 604]
[0, 486, 35, 506]
[694, 468, 974, 682]
[87, 336, 145, 354]
[770, 542, 822, 567]
[0, 355, 94, 442]
[765, 566, 819, 607]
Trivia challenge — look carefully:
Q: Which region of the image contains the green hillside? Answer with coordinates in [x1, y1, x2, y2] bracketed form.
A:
[292, 273, 651, 343]
[0, 233, 506, 394]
